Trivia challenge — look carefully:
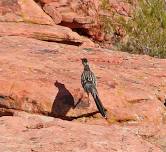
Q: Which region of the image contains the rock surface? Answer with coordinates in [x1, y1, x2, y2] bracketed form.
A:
[0, 111, 164, 152]
[0, 22, 94, 47]
[0, 0, 54, 24]
[43, 3, 62, 24]
[41, 0, 104, 40]
[0, 36, 165, 124]
[0, 0, 135, 42]
[0, 1, 166, 151]
[109, 0, 134, 17]
[0, 0, 95, 46]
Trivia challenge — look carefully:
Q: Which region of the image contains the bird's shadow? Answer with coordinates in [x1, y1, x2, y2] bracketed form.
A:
[49, 80, 99, 121]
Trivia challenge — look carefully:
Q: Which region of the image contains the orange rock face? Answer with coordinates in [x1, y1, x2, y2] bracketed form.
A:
[41, 0, 104, 41]
[0, 36, 165, 124]
[0, 22, 94, 47]
[0, 111, 164, 152]
[0, 0, 135, 41]
[43, 3, 62, 24]
[0, 0, 166, 151]
[109, 0, 134, 16]
[0, 0, 54, 24]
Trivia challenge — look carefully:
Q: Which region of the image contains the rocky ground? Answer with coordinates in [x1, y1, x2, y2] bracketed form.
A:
[0, 111, 165, 152]
[0, 36, 166, 152]
[0, 0, 166, 152]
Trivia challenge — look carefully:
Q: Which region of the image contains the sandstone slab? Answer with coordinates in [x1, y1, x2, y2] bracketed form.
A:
[42, 0, 103, 40]
[43, 3, 62, 24]
[0, 36, 165, 124]
[0, 0, 54, 24]
[0, 22, 94, 46]
[0, 112, 163, 152]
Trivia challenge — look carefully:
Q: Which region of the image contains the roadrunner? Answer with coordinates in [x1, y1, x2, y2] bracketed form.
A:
[81, 58, 107, 119]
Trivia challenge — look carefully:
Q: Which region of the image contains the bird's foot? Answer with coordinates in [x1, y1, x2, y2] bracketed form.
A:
[104, 116, 108, 120]
[88, 101, 93, 109]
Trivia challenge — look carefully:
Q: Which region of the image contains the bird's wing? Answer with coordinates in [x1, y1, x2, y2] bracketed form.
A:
[81, 71, 96, 86]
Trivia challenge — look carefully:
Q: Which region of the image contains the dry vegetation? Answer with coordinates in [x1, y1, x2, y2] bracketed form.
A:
[100, 0, 166, 58]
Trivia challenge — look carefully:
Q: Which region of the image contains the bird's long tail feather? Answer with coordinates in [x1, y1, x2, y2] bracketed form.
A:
[90, 87, 107, 118]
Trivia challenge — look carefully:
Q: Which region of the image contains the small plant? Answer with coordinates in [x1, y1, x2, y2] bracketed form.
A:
[100, 0, 166, 58]
[100, 0, 115, 35]
[99, 0, 129, 44]
[120, 0, 166, 58]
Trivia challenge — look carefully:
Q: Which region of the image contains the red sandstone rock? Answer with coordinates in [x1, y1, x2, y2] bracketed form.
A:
[0, 0, 136, 42]
[0, 36, 165, 124]
[109, 0, 133, 16]
[0, 0, 54, 24]
[41, 0, 104, 40]
[43, 3, 62, 24]
[0, 22, 94, 47]
[39, 0, 135, 41]
[39, 0, 58, 4]
[0, 0, 135, 41]
[0, 111, 163, 152]
[0, 1, 165, 151]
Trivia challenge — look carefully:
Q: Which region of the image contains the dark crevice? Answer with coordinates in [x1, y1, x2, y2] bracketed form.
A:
[0, 95, 5, 99]
[0, 109, 14, 117]
[73, 28, 90, 37]
[41, 39, 82, 46]
[164, 99, 166, 107]
[49, 111, 99, 121]
[116, 118, 137, 123]
[53, 40, 82, 46]
[0, 96, 14, 116]
[34, 0, 44, 7]
[59, 21, 91, 37]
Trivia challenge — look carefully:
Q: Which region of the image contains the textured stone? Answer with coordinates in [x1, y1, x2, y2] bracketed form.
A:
[43, 3, 62, 24]
[0, 36, 165, 123]
[0, 0, 54, 24]
[0, 112, 163, 152]
[42, 0, 103, 40]
[0, 22, 94, 46]
[109, 0, 134, 16]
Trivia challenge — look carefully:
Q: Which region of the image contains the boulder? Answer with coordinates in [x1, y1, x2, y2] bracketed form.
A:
[41, 0, 104, 41]
[43, 3, 62, 24]
[0, 0, 54, 24]
[0, 112, 163, 152]
[0, 22, 94, 46]
[109, 0, 134, 17]
[0, 36, 165, 123]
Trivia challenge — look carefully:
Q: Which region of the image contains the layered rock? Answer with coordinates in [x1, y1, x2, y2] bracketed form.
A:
[0, 0, 135, 42]
[41, 0, 104, 41]
[43, 3, 62, 24]
[0, 0, 137, 41]
[0, 36, 165, 123]
[0, 111, 164, 152]
[39, 0, 135, 41]
[0, 22, 94, 46]
[0, 0, 54, 24]
[109, 0, 135, 17]
[0, 0, 165, 151]
[0, 0, 94, 46]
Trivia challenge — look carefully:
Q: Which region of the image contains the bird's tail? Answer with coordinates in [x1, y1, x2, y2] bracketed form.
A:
[90, 86, 107, 118]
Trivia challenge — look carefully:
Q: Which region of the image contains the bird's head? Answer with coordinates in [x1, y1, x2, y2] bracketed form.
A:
[81, 58, 88, 66]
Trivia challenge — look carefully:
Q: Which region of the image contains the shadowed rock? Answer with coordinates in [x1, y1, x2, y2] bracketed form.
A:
[0, 36, 165, 123]
[0, 22, 94, 47]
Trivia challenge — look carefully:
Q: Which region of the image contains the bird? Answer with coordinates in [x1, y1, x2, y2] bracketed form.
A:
[81, 58, 107, 119]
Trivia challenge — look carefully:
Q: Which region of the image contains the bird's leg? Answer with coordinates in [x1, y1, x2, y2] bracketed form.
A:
[87, 92, 93, 109]
[87, 92, 90, 105]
